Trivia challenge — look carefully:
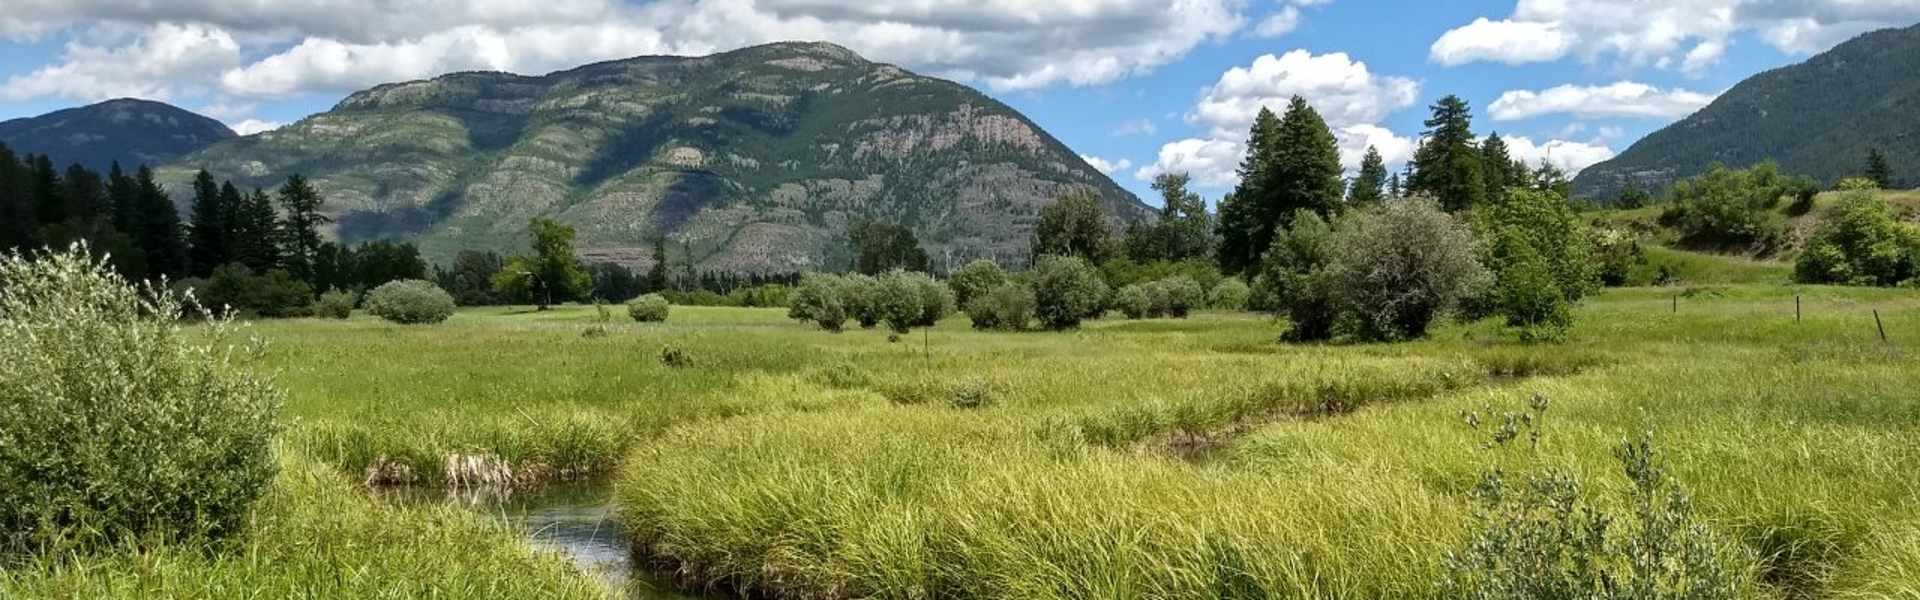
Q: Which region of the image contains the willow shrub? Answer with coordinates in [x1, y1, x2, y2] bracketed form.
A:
[0, 244, 283, 550]
[363, 279, 456, 325]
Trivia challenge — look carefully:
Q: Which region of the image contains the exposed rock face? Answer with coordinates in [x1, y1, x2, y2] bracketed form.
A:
[0, 99, 237, 171]
[163, 42, 1148, 272]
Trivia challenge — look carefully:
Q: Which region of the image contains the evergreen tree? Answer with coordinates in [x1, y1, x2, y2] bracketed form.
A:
[0, 143, 39, 252]
[1481, 133, 1514, 203]
[494, 217, 591, 310]
[1865, 148, 1895, 189]
[276, 173, 328, 285]
[132, 167, 187, 279]
[235, 188, 282, 272]
[103, 164, 151, 279]
[28, 155, 64, 229]
[1263, 96, 1345, 230]
[1409, 94, 1485, 212]
[1349, 146, 1389, 206]
[1128, 172, 1212, 264]
[1386, 173, 1402, 199]
[187, 170, 230, 276]
[647, 236, 670, 292]
[1219, 108, 1284, 274]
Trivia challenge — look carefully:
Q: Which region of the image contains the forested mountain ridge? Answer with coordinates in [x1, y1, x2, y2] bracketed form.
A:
[0, 99, 236, 173]
[1573, 22, 1920, 199]
[159, 42, 1149, 272]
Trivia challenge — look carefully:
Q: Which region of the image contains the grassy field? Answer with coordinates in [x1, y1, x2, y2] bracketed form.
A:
[7, 285, 1918, 599]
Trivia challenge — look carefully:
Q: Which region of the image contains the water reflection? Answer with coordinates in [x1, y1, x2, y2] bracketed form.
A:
[376, 481, 699, 599]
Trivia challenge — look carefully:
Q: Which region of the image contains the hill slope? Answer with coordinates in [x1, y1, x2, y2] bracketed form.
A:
[1574, 23, 1920, 199]
[163, 42, 1148, 272]
[0, 99, 236, 171]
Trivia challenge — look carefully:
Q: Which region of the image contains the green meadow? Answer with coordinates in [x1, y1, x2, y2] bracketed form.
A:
[7, 284, 1919, 599]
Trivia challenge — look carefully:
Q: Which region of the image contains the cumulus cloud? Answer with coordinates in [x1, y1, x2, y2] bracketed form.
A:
[1079, 154, 1133, 176]
[229, 119, 284, 135]
[1142, 50, 1421, 187]
[1111, 118, 1158, 137]
[1488, 82, 1719, 121]
[1432, 0, 1920, 72]
[0, 22, 238, 101]
[1499, 135, 1616, 176]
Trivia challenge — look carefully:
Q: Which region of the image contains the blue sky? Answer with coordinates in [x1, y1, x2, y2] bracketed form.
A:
[3, 0, 1916, 203]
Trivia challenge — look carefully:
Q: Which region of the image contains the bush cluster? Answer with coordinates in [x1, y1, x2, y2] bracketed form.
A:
[363, 279, 457, 325]
[1260, 200, 1490, 342]
[199, 263, 314, 318]
[627, 293, 671, 322]
[1113, 276, 1205, 319]
[789, 270, 954, 334]
[1031, 255, 1109, 330]
[0, 245, 283, 548]
[947, 260, 1007, 309]
[1794, 189, 1920, 287]
[965, 283, 1036, 331]
[1206, 277, 1251, 311]
[312, 288, 358, 319]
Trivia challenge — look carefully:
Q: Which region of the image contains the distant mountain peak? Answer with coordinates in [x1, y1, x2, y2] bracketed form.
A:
[1575, 22, 1920, 198]
[0, 99, 235, 171]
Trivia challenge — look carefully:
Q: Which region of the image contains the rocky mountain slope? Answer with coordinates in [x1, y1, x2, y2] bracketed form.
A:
[1574, 23, 1920, 199]
[0, 99, 236, 172]
[162, 42, 1148, 272]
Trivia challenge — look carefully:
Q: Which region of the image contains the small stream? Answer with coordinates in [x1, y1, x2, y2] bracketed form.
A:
[378, 480, 702, 599]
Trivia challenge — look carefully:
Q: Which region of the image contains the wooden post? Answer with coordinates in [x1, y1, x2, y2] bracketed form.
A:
[1672, 295, 1678, 314]
[1875, 310, 1888, 343]
[1796, 295, 1801, 324]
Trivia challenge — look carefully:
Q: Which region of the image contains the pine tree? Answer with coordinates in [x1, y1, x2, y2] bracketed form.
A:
[133, 167, 187, 279]
[1263, 96, 1345, 229]
[1386, 173, 1402, 199]
[1220, 108, 1284, 274]
[28, 155, 64, 230]
[1408, 94, 1485, 212]
[0, 143, 38, 252]
[647, 236, 670, 293]
[1865, 148, 1895, 189]
[187, 170, 231, 276]
[1481, 133, 1514, 203]
[1349, 146, 1388, 206]
[235, 188, 282, 272]
[277, 173, 329, 286]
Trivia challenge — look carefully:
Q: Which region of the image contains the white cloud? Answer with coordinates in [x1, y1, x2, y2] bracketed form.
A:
[1433, 1, 1920, 72]
[1079, 154, 1133, 176]
[1143, 50, 1421, 187]
[0, 22, 239, 101]
[1253, 6, 1302, 37]
[229, 119, 284, 135]
[1488, 82, 1719, 121]
[1429, 17, 1571, 65]
[1500, 135, 1616, 176]
[1111, 118, 1158, 137]
[1134, 138, 1243, 188]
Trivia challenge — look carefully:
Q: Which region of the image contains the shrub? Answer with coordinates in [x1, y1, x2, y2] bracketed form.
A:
[948, 377, 1000, 409]
[912, 273, 956, 327]
[0, 245, 283, 548]
[1659, 162, 1791, 252]
[627, 293, 670, 322]
[873, 270, 928, 334]
[1479, 188, 1599, 304]
[363, 279, 457, 325]
[1793, 189, 1920, 287]
[1258, 211, 1338, 341]
[1113, 284, 1151, 319]
[1207, 277, 1251, 311]
[1594, 228, 1646, 287]
[201, 263, 314, 318]
[841, 273, 881, 329]
[1031, 255, 1109, 330]
[1490, 229, 1572, 342]
[965, 283, 1037, 331]
[313, 288, 358, 319]
[788, 273, 849, 331]
[948, 260, 1007, 309]
[660, 345, 693, 367]
[1324, 197, 1490, 342]
[1152, 276, 1204, 318]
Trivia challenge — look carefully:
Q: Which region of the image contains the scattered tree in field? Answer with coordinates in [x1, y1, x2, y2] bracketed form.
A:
[492, 218, 591, 310]
[1794, 188, 1920, 286]
[364, 279, 457, 324]
[277, 174, 329, 284]
[1220, 97, 1344, 277]
[873, 270, 928, 333]
[1864, 147, 1896, 190]
[1479, 187, 1599, 306]
[1256, 210, 1337, 341]
[1033, 190, 1115, 265]
[947, 259, 1007, 309]
[647, 236, 671, 292]
[965, 283, 1036, 331]
[849, 221, 930, 275]
[841, 273, 881, 329]
[1031, 255, 1109, 330]
[1125, 173, 1212, 264]
[788, 273, 850, 331]
[1489, 229, 1572, 341]
[1409, 95, 1485, 212]
[1659, 162, 1796, 252]
[1349, 146, 1389, 206]
[1324, 197, 1490, 341]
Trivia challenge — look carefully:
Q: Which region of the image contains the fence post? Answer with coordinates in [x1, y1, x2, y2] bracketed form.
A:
[1796, 295, 1801, 324]
[1672, 295, 1678, 314]
[1875, 310, 1888, 343]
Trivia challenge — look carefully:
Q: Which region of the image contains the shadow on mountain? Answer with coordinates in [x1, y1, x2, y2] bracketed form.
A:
[575, 114, 673, 190]
[651, 170, 729, 231]
[442, 109, 529, 154]
[335, 189, 466, 243]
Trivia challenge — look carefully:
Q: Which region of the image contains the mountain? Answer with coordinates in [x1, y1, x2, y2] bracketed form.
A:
[161, 42, 1149, 272]
[1574, 23, 1920, 199]
[0, 99, 237, 172]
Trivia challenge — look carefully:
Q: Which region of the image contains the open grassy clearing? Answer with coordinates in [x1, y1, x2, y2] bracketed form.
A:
[9, 287, 1917, 599]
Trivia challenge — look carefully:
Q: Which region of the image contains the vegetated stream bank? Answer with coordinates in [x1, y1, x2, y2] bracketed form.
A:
[377, 479, 703, 600]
